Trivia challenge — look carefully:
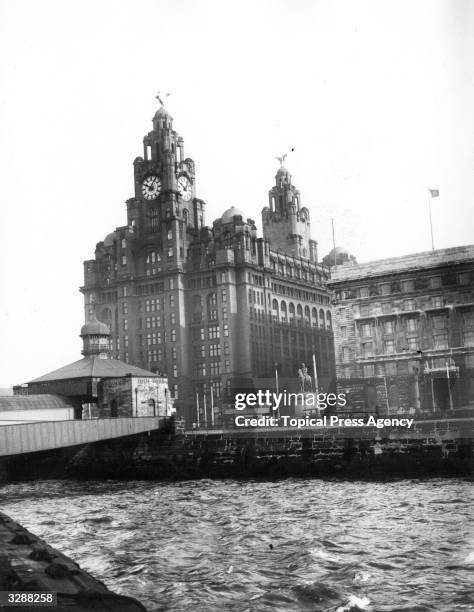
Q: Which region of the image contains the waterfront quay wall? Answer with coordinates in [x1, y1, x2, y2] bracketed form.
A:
[67, 417, 474, 480]
[0, 511, 146, 612]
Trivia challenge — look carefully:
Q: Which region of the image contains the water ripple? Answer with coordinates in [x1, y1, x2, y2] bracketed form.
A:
[0, 478, 473, 611]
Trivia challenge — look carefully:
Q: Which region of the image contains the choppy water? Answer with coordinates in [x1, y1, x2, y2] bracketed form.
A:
[0, 479, 473, 612]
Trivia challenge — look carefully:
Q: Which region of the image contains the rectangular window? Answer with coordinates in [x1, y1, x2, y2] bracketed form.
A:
[361, 342, 373, 357]
[404, 299, 415, 311]
[342, 347, 350, 362]
[224, 342, 230, 355]
[223, 324, 229, 337]
[463, 331, 474, 347]
[360, 323, 372, 338]
[407, 337, 419, 350]
[208, 325, 220, 339]
[209, 343, 221, 357]
[384, 339, 395, 354]
[341, 326, 347, 338]
[170, 295, 175, 308]
[224, 359, 230, 373]
[430, 276, 441, 288]
[463, 311, 474, 326]
[363, 364, 375, 377]
[123, 335, 129, 348]
[222, 307, 228, 319]
[122, 302, 128, 315]
[384, 321, 394, 334]
[432, 296, 444, 308]
[170, 313, 176, 324]
[122, 255, 127, 266]
[434, 334, 448, 349]
[123, 319, 128, 331]
[209, 362, 221, 376]
[168, 248, 173, 258]
[432, 315, 447, 330]
[407, 318, 418, 332]
[222, 289, 227, 303]
[385, 362, 397, 375]
[171, 329, 176, 342]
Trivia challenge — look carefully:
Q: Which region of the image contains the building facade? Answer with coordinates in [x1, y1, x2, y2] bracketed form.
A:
[328, 246, 474, 415]
[81, 103, 336, 424]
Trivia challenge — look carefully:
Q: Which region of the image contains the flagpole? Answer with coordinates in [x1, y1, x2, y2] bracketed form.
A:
[331, 218, 336, 266]
[427, 190, 435, 251]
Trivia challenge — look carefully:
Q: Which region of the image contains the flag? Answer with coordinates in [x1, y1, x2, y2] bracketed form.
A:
[429, 189, 439, 198]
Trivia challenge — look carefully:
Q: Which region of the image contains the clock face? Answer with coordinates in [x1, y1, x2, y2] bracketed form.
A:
[177, 175, 192, 201]
[141, 175, 161, 200]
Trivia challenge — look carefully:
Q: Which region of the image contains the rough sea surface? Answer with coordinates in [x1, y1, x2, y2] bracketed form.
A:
[0, 479, 473, 612]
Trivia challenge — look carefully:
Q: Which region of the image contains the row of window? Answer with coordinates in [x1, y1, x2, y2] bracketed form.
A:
[272, 283, 330, 304]
[272, 301, 332, 328]
[345, 273, 472, 300]
[193, 360, 231, 377]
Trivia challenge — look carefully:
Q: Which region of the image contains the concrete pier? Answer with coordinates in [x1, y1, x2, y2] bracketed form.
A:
[0, 512, 146, 611]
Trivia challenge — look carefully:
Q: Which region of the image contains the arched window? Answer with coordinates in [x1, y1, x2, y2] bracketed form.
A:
[296, 304, 303, 326]
[312, 307, 318, 328]
[326, 311, 332, 330]
[281, 301, 287, 323]
[304, 306, 311, 327]
[272, 299, 279, 321]
[289, 303, 295, 324]
[319, 309, 325, 328]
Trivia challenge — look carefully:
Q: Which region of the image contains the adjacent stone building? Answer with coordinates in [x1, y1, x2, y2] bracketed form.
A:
[327, 245, 474, 415]
[81, 102, 336, 424]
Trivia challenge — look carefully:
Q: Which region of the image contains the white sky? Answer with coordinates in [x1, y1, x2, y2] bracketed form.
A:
[0, 0, 473, 388]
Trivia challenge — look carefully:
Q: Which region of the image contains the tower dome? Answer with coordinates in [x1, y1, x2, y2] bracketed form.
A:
[103, 232, 117, 248]
[323, 246, 357, 267]
[221, 206, 245, 223]
[80, 318, 111, 358]
[80, 319, 110, 337]
[153, 105, 173, 121]
[153, 105, 173, 130]
[276, 165, 292, 185]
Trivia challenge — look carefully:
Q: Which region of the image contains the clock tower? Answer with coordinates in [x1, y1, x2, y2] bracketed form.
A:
[126, 103, 205, 258]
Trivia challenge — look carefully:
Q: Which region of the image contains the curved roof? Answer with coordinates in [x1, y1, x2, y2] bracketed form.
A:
[103, 232, 117, 247]
[80, 320, 110, 337]
[327, 246, 349, 257]
[221, 206, 245, 223]
[154, 106, 173, 120]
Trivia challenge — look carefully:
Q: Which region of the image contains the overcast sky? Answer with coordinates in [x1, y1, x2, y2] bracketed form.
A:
[0, 0, 473, 388]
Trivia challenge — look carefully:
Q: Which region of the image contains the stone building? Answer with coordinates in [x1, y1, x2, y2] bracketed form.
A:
[81, 102, 335, 424]
[327, 245, 474, 414]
